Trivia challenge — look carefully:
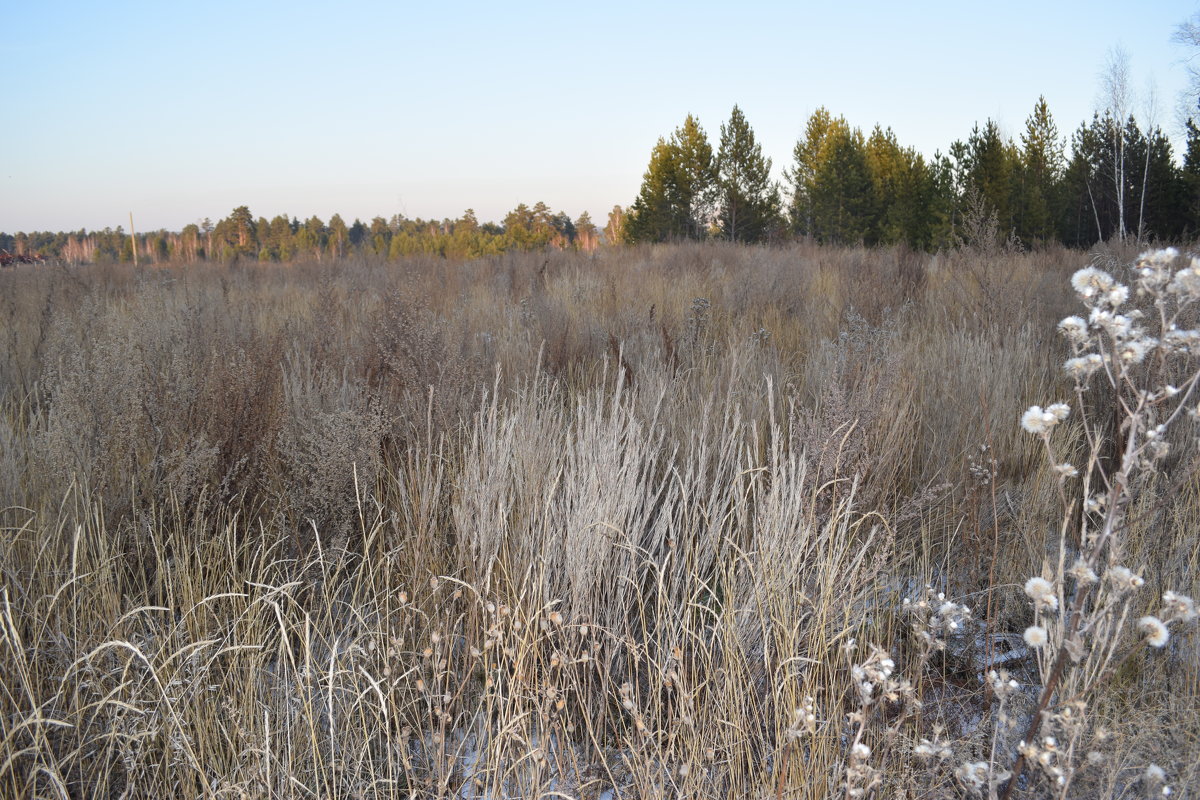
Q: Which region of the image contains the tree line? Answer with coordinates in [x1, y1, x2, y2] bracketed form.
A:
[6, 97, 1200, 264]
[622, 98, 1200, 249]
[0, 202, 609, 266]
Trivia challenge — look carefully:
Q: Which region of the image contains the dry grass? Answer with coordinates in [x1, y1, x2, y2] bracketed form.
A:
[0, 242, 1196, 798]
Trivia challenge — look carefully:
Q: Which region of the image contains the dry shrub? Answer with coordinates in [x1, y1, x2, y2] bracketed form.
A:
[274, 348, 386, 547]
[366, 287, 476, 442]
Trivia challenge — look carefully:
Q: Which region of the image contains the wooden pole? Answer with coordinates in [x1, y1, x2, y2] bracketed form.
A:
[129, 212, 138, 267]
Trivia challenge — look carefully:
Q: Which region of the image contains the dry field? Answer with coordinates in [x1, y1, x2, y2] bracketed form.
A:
[0, 242, 1196, 799]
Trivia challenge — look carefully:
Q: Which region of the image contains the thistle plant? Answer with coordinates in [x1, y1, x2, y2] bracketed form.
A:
[825, 249, 1200, 800]
[997, 249, 1200, 798]
[834, 589, 972, 799]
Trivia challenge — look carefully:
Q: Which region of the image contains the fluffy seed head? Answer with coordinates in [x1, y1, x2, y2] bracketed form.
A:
[1064, 353, 1103, 378]
[1021, 406, 1058, 435]
[1052, 463, 1078, 479]
[1047, 403, 1070, 421]
[1140, 247, 1179, 266]
[1169, 265, 1200, 298]
[1067, 559, 1098, 586]
[1024, 625, 1049, 648]
[1137, 616, 1169, 648]
[1024, 577, 1054, 601]
[1071, 266, 1116, 299]
[1162, 591, 1197, 622]
[1117, 339, 1152, 364]
[1108, 566, 1144, 592]
[956, 761, 990, 789]
[1058, 315, 1089, 343]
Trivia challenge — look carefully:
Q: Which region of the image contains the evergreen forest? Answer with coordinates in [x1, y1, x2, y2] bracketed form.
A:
[8, 97, 1200, 263]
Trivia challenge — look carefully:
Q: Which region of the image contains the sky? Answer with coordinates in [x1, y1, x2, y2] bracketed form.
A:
[3, 1, 1199, 233]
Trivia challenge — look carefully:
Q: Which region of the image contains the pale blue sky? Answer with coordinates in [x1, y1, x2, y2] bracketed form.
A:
[3, 1, 1198, 232]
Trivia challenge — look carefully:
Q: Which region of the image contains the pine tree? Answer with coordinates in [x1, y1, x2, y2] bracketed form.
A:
[531, 202, 556, 236]
[231, 206, 256, 249]
[348, 219, 369, 249]
[891, 149, 937, 250]
[865, 125, 904, 244]
[298, 216, 325, 259]
[574, 211, 599, 251]
[1018, 96, 1065, 244]
[369, 216, 391, 257]
[1061, 124, 1095, 246]
[212, 206, 257, 260]
[715, 105, 780, 243]
[1058, 112, 1176, 245]
[328, 214, 348, 258]
[625, 138, 687, 243]
[787, 108, 837, 236]
[671, 114, 718, 239]
[268, 214, 294, 260]
[809, 122, 874, 244]
[1060, 115, 1112, 246]
[1128, 124, 1187, 240]
[550, 211, 576, 248]
[1183, 117, 1200, 232]
[964, 121, 1016, 232]
[625, 115, 717, 243]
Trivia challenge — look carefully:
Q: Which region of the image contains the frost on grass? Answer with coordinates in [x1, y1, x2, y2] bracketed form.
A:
[2, 246, 1198, 799]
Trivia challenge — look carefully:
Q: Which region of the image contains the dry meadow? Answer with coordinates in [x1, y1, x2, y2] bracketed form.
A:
[0, 242, 1196, 799]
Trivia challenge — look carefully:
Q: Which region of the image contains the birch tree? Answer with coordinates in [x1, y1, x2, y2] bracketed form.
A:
[1100, 47, 1131, 241]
